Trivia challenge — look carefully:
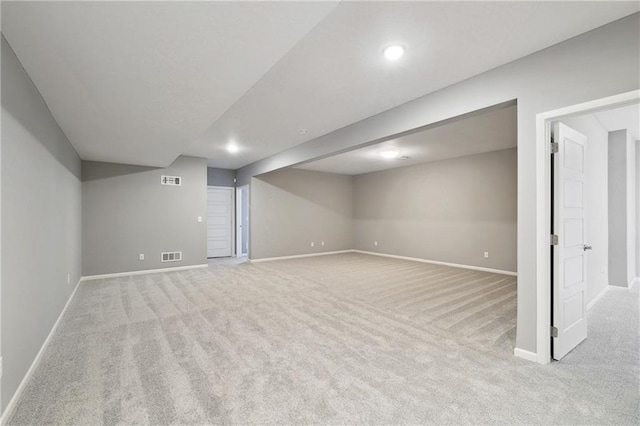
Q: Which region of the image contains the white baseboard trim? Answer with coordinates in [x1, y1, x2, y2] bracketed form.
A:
[81, 264, 208, 281]
[0, 278, 82, 425]
[513, 347, 538, 363]
[587, 285, 610, 310]
[250, 250, 353, 263]
[353, 250, 517, 276]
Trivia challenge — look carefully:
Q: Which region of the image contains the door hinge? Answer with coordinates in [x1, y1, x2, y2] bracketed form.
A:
[550, 326, 558, 338]
[550, 234, 558, 245]
[550, 142, 559, 154]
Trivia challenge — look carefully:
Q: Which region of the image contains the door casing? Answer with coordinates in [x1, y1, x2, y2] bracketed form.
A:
[235, 185, 249, 257]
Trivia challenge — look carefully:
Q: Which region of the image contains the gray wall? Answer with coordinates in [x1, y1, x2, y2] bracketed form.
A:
[207, 167, 236, 187]
[626, 133, 636, 285]
[609, 130, 627, 287]
[354, 149, 517, 272]
[608, 130, 636, 287]
[561, 115, 609, 304]
[637, 140, 640, 278]
[0, 38, 3, 413]
[238, 14, 640, 354]
[1, 36, 82, 410]
[250, 169, 353, 259]
[82, 156, 207, 276]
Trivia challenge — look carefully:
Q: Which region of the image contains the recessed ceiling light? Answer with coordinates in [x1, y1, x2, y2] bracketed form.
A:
[227, 143, 239, 154]
[383, 44, 404, 61]
[379, 149, 400, 159]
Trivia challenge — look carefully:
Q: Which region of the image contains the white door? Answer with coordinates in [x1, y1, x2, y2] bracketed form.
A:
[207, 187, 233, 258]
[552, 122, 589, 360]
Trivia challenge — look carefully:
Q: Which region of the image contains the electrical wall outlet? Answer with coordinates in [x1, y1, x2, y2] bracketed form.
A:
[484, 251, 489, 259]
[139, 253, 145, 261]
[311, 242, 315, 247]
[197, 216, 203, 223]
[321, 241, 325, 246]
[374, 241, 378, 247]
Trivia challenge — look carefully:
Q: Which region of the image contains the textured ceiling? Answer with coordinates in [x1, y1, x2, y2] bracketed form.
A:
[2, 1, 338, 166]
[3, 2, 639, 169]
[185, 1, 639, 169]
[296, 104, 517, 176]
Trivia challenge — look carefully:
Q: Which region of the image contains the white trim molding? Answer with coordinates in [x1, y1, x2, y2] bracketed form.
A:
[250, 250, 353, 263]
[513, 347, 538, 363]
[629, 277, 638, 291]
[354, 250, 517, 276]
[0, 278, 82, 425]
[81, 264, 208, 281]
[235, 184, 249, 258]
[587, 286, 610, 310]
[535, 89, 640, 365]
[251, 249, 518, 275]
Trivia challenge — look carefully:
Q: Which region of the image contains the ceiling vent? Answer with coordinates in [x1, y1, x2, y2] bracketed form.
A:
[161, 175, 182, 186]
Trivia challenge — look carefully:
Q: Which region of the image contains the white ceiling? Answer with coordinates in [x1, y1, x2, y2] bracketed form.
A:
[296, 104, 517, 176]
[1, 1, 338, 166]
[3, 2, 639, 169]
[593, 104, 640, 141]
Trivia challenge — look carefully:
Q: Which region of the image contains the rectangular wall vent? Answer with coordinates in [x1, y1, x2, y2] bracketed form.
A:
[161, 175, 182, 186]
[161, 251, 182, 262]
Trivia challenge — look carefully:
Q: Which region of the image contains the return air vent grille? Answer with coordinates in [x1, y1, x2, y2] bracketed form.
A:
[161, 175, 182, 186]
[161, 251, 182, 262]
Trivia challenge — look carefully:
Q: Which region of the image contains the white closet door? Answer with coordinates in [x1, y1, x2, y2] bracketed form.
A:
[207, 187, 233, 258]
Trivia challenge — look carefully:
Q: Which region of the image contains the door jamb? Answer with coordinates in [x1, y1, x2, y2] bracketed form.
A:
[535, 90, 639, 364]
[235, 185, 249, 257]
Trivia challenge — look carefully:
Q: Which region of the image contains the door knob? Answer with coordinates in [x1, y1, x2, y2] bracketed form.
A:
[583, 245, 592, 251]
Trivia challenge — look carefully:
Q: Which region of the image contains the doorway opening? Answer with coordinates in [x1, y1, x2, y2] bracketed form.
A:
[536, 90, 640, 364]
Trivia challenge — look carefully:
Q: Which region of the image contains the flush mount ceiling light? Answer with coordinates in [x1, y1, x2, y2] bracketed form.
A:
[379, 149, 400, 159]
[227, 143, 239, 154]
[383, 44, 404, 61]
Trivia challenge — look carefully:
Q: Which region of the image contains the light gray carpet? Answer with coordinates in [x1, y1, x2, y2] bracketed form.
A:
[256, 253, 518, 351]
[7, 253, 639, 425]
[207, 256, 248, 266]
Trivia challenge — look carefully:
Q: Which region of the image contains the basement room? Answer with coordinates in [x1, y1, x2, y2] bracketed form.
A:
[1, 1, 638, 424]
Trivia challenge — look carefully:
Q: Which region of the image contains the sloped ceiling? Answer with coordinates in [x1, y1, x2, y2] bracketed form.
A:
[2, 1, 338, 166]
[3, 2, 639, 169]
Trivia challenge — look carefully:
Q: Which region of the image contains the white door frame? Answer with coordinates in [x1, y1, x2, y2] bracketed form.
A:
[535, 89, 640, 364]
[235, 184, 249, 257]
[207, 186, 235, 258]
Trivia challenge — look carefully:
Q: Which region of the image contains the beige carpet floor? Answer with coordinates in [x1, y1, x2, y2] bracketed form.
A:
[6, 253, 639, 425]
[256, 253, 517, 351]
